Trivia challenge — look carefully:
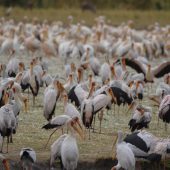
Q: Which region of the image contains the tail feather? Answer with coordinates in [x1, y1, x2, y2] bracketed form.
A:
[147, 153, 162, 162]
[42, 123, 59, 129]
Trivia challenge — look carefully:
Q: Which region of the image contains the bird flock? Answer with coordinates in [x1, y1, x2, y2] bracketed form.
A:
[0, 15, 169, 170]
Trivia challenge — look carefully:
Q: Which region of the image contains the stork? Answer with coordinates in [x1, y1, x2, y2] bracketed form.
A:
[50, 96, 83, 169]
[111, 131, 136, 170]
[20, 148, 36, 170]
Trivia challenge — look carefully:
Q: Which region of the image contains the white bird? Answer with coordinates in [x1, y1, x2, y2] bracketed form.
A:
[63, 94, 81, 119]
[111, 131, 135, 170]
[0, 97, 17, 153]
[100, 62, 111, 84]
[50, 134, 67, 168]
[60, 116, 84, 170]
[43, 80, 65, 121]
[128, 104, 152, 132]
[42, 115, 81, 148]
[20, 148, 36, 170]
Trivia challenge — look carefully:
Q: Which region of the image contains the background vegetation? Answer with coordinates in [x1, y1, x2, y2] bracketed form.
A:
[0, 0, 170, 10]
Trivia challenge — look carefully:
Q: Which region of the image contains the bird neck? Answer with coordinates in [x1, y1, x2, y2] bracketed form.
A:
[63, 96, 68, 109]
[30, 65, 34, 76]
[14, 93, 22, 108]
[87, 84, 95, 99]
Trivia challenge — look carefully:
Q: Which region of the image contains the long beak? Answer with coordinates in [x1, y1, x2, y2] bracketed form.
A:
[9, 81, 14, 89]
[4, 92, 9, 105]
[111, 134, 118, 159]
[109, 88, 116, 104]
[125, 103, 134, 114]
[72, 121, 85, 140]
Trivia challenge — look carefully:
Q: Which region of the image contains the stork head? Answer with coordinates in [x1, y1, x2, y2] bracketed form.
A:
[77, 67, 83, 83]
[70, 62, 76, 72]
[147, 64, 151, 69]
[70, 117, 84, 140]
[18, 62, 25, 71]
[15, 72, 23, 82]
[136, 105, 145, 115]
[107, 88, 116, 104]
[56, 81, 65, 93]
[66, 73, 73, 83]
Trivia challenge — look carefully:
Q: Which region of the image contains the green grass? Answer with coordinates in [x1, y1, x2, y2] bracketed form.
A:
[0, 7, 170, 28]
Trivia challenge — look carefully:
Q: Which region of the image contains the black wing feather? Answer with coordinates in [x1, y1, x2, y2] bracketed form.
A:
[154, 62, 170, 78]
[125, 58, 146, 75]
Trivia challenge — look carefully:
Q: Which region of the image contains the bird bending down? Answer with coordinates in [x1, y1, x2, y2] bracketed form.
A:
[128, 104, 152, 132]
[20, 148, 36, 170]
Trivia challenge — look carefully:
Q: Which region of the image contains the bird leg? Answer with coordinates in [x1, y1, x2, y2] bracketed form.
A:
[27, 88, 30, 99]
[112, 104, 115, 116]
[157, 116, 159, 126]
[165, 123, 167, 131]
[93, 115, 96, 132]
[44, 128, 58, 148]
[33, 96, 35, 107]
[6, 137, 9, 153]
[98, 110, 104, 134]
[0, 137, 4, 153]
[88, 128, 91, 140]
[117, 106, 120, 119]
[10, 134, 13, 143]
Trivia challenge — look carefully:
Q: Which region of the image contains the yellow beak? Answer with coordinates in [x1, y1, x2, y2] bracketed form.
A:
[72, 121, 85, 140]
[111, 134, 118, 159]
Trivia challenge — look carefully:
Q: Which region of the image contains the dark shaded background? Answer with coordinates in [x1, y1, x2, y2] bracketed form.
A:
[0, 0, 170, 10]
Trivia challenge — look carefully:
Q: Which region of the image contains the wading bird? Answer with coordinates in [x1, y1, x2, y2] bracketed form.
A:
[50, 115, 83, 170]
[20, 148, 36, 170]
[111, 131, 136, 170]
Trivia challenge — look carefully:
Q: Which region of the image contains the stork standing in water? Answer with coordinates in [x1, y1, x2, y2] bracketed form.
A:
[111, 131, 136, 170]
[50, 115, 84, 170]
